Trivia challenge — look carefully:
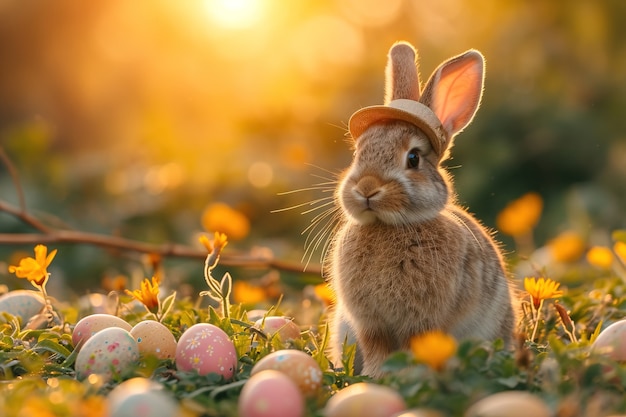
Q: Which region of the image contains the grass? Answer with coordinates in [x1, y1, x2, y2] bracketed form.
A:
[2, 231, 626, 417]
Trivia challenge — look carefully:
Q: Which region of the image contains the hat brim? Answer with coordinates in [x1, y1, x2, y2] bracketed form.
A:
[348, 100, 446, 156]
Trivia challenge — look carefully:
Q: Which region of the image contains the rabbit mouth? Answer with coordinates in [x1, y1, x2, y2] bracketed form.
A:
[345, 194, 404, 225]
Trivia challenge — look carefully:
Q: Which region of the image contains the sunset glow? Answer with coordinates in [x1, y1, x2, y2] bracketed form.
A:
[203, 0, 265, 29]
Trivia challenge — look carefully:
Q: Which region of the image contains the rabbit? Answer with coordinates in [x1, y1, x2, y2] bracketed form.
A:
[327, 41, 516, 378]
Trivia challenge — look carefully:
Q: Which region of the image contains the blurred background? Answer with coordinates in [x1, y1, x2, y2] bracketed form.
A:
[0, 0, 625, 297]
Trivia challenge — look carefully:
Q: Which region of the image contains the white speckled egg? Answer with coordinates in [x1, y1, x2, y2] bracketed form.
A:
[75, 327, 139, 381]
[175, 323, 237, 379]
[239, 370, 304, 417]
[0, 290, 45, 322]
[592, 320, 626, 361]
[253, 316, 300, 341]
[464, 391, 551, 417]
[72, 314, 132, 348]
[325, 383, 406, 417]
[130, 320, 177, 360]
[251, 350, 323, 397]
[108, 377, 179, 417]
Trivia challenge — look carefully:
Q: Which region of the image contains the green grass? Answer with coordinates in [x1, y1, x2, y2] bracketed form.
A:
[2, 241, 626, 417]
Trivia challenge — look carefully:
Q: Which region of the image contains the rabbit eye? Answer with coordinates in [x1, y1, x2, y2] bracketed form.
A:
[406, 148, 420, 169]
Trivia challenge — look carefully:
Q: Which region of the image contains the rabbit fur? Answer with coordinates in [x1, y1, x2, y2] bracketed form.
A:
[328, 41, 516, 378]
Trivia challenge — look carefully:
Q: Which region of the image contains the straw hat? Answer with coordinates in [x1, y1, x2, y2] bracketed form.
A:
[348, 98, 447, 156]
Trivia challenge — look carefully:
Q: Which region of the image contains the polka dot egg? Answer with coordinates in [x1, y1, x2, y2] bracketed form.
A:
[72, 313, 132, 348]
[130, 320, 177, 360]
[75, 327, 139, 382]
[0, 290, 45, 323]
[251, 350, 323, 397]
[175, 323, 237, 379]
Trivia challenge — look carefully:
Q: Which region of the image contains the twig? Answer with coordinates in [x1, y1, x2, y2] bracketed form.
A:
[0, 200, 53, 233]
[0, 231, 319, 274]
[0, 146, 27, 213]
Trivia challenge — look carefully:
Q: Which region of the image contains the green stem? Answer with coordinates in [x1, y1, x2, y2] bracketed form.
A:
[530, 299, 544, 342]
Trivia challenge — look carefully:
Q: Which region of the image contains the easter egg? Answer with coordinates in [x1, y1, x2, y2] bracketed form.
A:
[246, 310, 268, 322]
[130, 320, 177, 360]
[75, 327, 139, 381]
[464, 391, 551, 417]
[251, 350, 323, 397]
[108, 377, 179, 417]
[72, 314, 132, 348]
[175, 323, 238, 379]
[325, 383, 406, 417]
[253, 316, 300, 341]
[392, 410, 445, 417]
[0, 290, 45, 322]
[239, 370, 304, 417]
[592, 320, 626, 361]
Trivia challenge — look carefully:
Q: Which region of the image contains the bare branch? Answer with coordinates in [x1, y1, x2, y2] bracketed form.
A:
[0, 200, 53, 233]
[0, 146, 27, 213]
[0, 200, 321, 275]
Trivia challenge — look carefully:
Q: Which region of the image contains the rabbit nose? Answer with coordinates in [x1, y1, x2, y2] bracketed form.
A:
[354, 176, 382, 200]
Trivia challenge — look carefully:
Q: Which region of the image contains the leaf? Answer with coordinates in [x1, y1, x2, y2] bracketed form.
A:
[220, 272, 232, 300]
[160, 291, 177, 319]
[589, 320, 603, 344]
[207, 306, 222, 326]
[34, 339, 71, 358]
[60, 343, 80, 368]
[341, 337, 357, 376]
[199, 290, 221, 303]
[380, 351, 412, 373]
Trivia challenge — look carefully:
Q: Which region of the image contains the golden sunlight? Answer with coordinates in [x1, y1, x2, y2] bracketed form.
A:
[203, 0, 265, 29]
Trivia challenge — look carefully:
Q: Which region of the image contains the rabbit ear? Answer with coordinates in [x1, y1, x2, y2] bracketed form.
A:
[384, 42, 421, 104]
[421, 50, 484, 138]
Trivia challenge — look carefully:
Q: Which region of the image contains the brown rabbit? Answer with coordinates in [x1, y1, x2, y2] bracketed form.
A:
[328, 41, 516, 378]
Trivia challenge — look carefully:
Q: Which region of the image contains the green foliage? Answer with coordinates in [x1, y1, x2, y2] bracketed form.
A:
[1, 272, 626, 416]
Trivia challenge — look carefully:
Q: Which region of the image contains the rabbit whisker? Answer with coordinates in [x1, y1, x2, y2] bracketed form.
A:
[271, 196, 333, 213]
[448, 210, 484, 250]
[301, 199, 335, 215]
[302, 207, 341, 270]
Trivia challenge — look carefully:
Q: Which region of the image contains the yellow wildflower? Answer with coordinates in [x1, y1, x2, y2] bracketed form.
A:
[524, 277, 564, 309]
[233, 281, 266, 304]
[586, 246, 613, 269]
[125, 277, 160, 311]
[213, 231, 228, 252]
[496, 192, 543, 237]
[199, 234, 213, 252]
[201, 202, 250, 240]
[547, 231, 585, 263]
[199, 232, 229, 253]
[410, 331, 457, 371]
[8, 244, 57, 288]
[615, 241, 626, 265]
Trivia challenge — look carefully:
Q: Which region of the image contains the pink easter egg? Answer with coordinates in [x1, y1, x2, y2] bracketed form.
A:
[72, 313, 132, 348]
[175, 323, 238, 379]
[238, 370, 304, 417]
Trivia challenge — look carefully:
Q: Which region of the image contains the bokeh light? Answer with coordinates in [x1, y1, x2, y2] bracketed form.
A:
[0, 0, 625, 290]
[203, 0, 266, 29]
